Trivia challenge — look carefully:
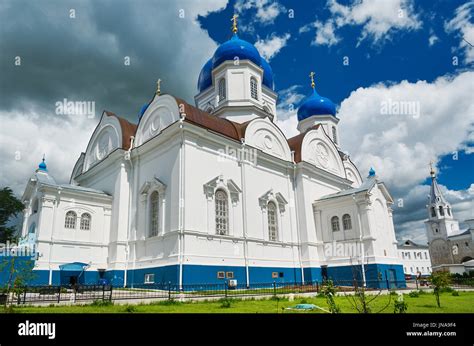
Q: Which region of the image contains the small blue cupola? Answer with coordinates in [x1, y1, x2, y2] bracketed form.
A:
[38, 155, 47, 172]
[368, 167, 376, 178]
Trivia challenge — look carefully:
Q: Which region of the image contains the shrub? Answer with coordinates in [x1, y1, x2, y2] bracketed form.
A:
[451, 291, 459, 297]
[394, 295, 408, 314]
[408, 291, 419, 298]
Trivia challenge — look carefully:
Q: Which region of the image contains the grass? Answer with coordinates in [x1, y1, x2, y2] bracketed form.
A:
[5, 291, 474, 314]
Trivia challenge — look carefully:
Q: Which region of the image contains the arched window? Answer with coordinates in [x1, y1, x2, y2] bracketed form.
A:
[331, 216, 340, 232]
[430, 207, 436, 217]
[342, 214, 352, 230]
[250, 77, 258, 100]
[447, 206, 451, 216]
[439, 206, 444, 216]
[80, 213, 91, 231]
[150, 191, 159, 237]
[332, 126, 337, 144]
[65, 211, 77, 229]
[267, 202, 278, 241]
[218, 78, 226, 102]
[215, 190, 228, 235]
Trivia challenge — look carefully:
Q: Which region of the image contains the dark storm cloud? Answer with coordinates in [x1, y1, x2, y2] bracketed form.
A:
[0, 0, 225, 121]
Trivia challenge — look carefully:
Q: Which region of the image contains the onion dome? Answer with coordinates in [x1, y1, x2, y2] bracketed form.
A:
[38, 156, 47, 172]
[197, 28, 275, 92]
[297, 72, 336, 121]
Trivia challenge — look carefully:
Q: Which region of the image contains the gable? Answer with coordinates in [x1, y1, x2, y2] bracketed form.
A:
[244, 118, 291, 161]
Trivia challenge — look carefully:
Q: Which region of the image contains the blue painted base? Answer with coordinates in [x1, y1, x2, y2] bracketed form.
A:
[0, 257, 406, 289]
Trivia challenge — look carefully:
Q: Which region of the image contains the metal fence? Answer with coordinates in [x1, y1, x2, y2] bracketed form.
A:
[3, 277, 473, 306]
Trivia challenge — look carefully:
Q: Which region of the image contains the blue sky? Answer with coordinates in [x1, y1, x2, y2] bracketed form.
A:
[1, 0, 473, 243]
[200, 0, 473, 196]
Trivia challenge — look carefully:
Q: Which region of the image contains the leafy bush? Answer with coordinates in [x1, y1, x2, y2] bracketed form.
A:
[451, 291, 459, 297]
[408, 291, 419, 298]
[394, 295, 408, 313]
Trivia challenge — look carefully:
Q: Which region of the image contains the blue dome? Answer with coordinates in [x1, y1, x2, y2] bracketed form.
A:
[297, 89, 336, 121]
[260, 57, 274, 90]
[139, 102, 150, 119]
[38, 158, 47, 172]
[197, 33, 275, 92]
[197, 58, 213, 92]
[212, 33, 261, 69]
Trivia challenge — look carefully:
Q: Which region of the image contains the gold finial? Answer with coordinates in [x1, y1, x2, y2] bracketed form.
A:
[156, 78, 161, 96]
[231, 14, 238, 34]
[309, 71, 315, 89]
[429, 160, 435, 177]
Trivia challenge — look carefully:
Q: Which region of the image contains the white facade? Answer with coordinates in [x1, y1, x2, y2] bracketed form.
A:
[397, 240, 432, 277]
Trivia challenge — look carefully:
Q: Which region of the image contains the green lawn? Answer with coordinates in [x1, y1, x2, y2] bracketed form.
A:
[6, 291, 474, 314]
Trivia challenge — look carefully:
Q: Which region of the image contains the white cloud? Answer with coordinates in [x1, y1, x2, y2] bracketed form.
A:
[275, 72, 474, 241]
[445, 0, 474, 64]
[0, 110, 97, 195]
[338, 71, 474, 191]
[301, 0, 421, 46]
[274, 85, 305, 139]
[235, 0, 285, 25]
[254, 33, 290, 60]
[428, 34, 439, 46]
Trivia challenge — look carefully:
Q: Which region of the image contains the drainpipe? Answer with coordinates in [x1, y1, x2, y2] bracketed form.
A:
[48, 188, 61, 285]
[352, 193, 366, 287]
[178, 115, 186, 290]
[239, 139, 250, 288]
[291, 159, 305, 283]
[124, 136, 135, 288]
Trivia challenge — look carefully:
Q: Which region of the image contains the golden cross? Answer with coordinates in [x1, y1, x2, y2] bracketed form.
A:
[309, 72, 315, 89]
[156, 78, 161, 95]
[231, 15, 238, 33]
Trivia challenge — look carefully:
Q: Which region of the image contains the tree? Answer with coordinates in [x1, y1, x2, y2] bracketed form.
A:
[0, 187, 24, 243]
[430, 271, 451, 308]
[0, 256, 36, 309]
[320, 280, 340, 313]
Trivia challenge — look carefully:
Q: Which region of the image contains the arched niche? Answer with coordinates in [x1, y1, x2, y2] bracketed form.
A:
[244, 118, 291, 161]
[134, 95, 181, 147]
[300, 127, 345, 177]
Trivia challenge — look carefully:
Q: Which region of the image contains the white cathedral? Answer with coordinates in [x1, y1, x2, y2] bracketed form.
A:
[16, 20, 404, 288]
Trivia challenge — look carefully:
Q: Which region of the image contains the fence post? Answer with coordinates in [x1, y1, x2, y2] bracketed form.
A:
[57, 285, 61, 303]
[386, 277, 390, 290]
[23, 287, 27, 305]
[273, 281, 276, 296]
[109, 285, 113, 301]
[102, 284, 105, 301]
[225, 280, 228, 298]
[168, 281, 171, 301]
[415, 277, 419, 290]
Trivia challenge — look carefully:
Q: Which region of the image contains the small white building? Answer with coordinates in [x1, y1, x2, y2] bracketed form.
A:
[397, 240, 432, 278]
